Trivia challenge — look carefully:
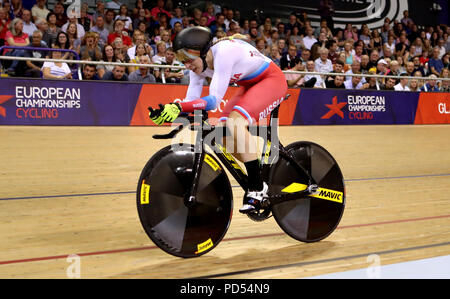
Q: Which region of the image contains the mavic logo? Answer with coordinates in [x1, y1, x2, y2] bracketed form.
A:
[321, 96, 347, 119]
[281, 183, 344, 204]
[318, 190, 342, 202]
[0, 95, 14, 117]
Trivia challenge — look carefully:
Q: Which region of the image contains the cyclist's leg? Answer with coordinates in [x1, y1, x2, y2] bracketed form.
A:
[218, 86, 245, 123]
[233, 73, 288, 124]
[221, 63, 287, 212]
[218, 87, 251, 160]
[219, 89, 263, 197]
[226, 110, 266, 213]
[219, 63, 288, 161]
[225, 110, 259, 164]
[221, 62, 288, 124]
[219, 102, 261, 176]
[228, 71, 287, 189]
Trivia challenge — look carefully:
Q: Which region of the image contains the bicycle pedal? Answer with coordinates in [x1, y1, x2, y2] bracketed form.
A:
[307, 184, 319, 194]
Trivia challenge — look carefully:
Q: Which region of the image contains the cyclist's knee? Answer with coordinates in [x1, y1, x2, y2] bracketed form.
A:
[226, 111, 250, 130]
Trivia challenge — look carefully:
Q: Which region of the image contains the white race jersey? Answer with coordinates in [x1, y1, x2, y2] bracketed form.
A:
[184, 39, 272, 109]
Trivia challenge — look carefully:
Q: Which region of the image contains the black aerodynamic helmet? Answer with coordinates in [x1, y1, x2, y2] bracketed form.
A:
[173, 26, 213, 63]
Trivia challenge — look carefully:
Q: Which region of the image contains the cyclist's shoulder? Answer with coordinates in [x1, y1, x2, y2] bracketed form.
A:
[212, 38, 251, 52]
[211, 39, 250, 63]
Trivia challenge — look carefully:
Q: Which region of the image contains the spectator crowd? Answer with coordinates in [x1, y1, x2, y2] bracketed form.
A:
[0, 0, 449, 91]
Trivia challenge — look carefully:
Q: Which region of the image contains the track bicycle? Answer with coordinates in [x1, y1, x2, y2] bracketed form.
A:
[137, 95, 345, 258]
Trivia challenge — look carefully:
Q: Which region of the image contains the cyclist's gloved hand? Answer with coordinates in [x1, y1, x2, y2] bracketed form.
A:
[148, 104, 165, 125]
[160, 103, 182, 123]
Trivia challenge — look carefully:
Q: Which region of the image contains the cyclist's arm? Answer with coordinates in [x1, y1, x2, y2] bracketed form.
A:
[180, 50, 234, 113]
[179, 71, 209, 112]
[208, 52, 234, 108]
[185, 70, 204, 100]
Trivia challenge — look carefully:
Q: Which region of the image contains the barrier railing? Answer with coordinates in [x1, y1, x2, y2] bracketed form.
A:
[0, 46, 82, 79]
[0, 78, 448, 126]
[1, 54, 449, 86]
[282, 70, 450, 81]
[0, 54, 183, 83]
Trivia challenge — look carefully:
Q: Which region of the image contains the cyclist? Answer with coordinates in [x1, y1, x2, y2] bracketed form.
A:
[148, 26, 287, 213]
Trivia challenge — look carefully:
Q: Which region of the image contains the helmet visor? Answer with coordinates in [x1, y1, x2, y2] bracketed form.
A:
[175, 48, 201, 63]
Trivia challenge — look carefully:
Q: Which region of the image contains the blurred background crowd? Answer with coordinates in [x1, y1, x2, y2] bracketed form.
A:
[0, 0, 448, 91]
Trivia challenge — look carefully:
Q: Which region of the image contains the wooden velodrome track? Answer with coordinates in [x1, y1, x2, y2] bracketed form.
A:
[0, 124, 449, 278]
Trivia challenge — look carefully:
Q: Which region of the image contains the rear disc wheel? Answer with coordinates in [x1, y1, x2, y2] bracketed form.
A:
[269, 141, 345, 242]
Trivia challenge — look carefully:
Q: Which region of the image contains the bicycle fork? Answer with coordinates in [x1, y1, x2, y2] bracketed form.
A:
[185, 125, 206, 207]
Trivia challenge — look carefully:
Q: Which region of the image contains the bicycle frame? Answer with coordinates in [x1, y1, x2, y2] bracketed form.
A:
[140, 101, 345, 256]
[154, 102, 317, 208]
